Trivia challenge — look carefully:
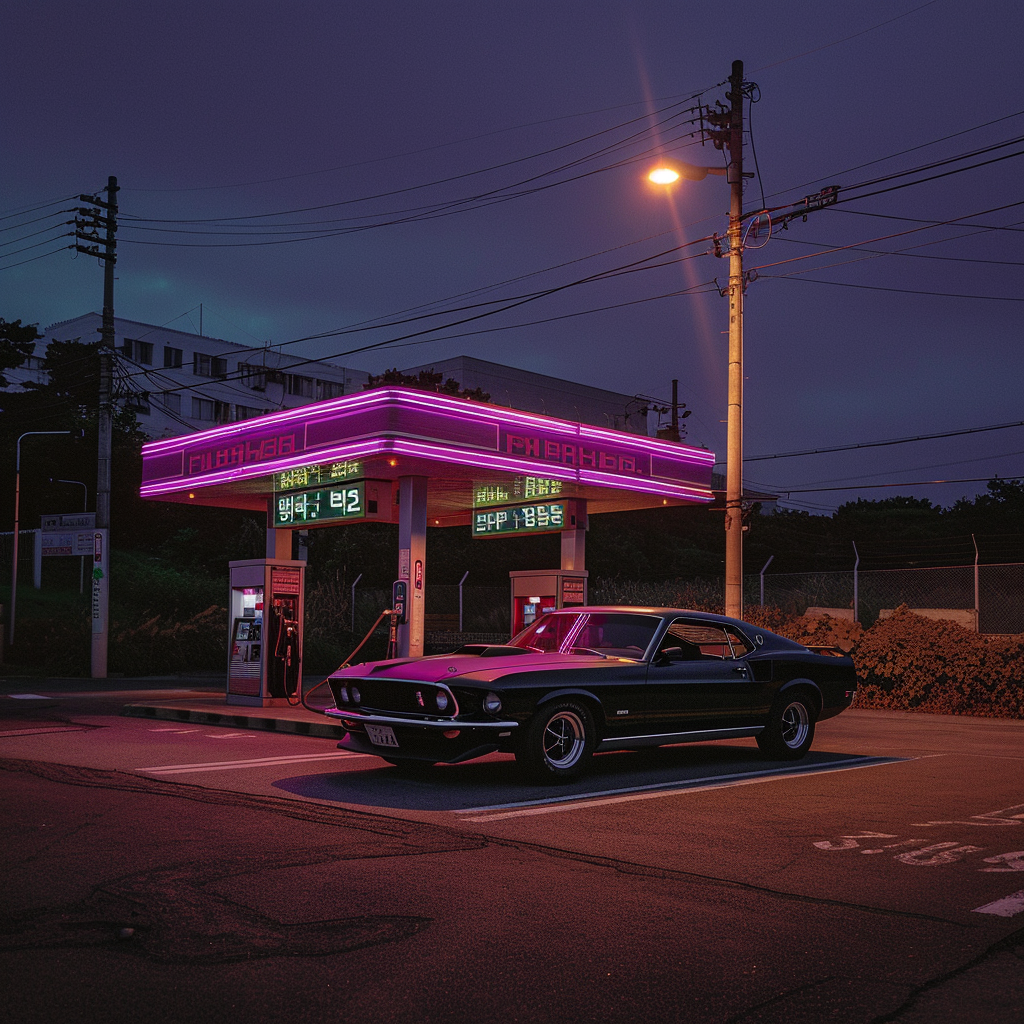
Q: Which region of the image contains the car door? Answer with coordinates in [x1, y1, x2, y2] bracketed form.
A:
[644, 617, 763, 732]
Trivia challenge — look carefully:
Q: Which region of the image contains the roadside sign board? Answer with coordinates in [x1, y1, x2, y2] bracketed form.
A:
[40, 513, 97, 557]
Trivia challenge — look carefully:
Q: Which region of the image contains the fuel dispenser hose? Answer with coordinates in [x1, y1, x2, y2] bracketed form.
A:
[298, 608, 395, 713]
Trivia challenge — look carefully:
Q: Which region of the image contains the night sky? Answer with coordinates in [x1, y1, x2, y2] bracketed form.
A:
[4, 1, 1022, 512]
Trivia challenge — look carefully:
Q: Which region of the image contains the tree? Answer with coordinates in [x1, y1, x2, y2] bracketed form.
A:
[0, 318, 40, 388]
[364, 367, 490, 402]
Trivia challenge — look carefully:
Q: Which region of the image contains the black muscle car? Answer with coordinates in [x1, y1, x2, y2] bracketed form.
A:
[323, 606, 857, 781]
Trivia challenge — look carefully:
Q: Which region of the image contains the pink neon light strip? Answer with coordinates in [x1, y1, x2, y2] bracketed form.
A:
[141, 387, 714, 466]
[140, 434, 713, 503]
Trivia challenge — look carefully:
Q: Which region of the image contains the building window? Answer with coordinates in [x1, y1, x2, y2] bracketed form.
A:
[122, 338, 153, 364]
[239, 361, 267, 390]
[161, 393, 181, 416]
[193, 354, 227, 378]
[192, 397, 215, 421]
[287, 373, 314, 398]
[127, 392, 151, 414]
[234, 404, 267, 421]
[317, 379, 346, 400]
[164, 346, 183, 369]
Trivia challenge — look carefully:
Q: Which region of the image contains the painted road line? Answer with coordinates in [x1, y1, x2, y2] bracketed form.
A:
[137, 751, 373, 774]
[974, 889, 1024, 917]
[459, 757, 908, 822]
[6, 694, 57, 700]
[0, 726, 88, 738]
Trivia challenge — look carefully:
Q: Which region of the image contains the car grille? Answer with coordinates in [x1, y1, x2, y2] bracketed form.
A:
[347, 679, 459, 718]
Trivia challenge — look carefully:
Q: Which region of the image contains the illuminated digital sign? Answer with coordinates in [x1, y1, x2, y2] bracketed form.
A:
[473, 476, 564, 508]
[274, 460, 363, 493]
[274, 482, 365, 526]
[472, 501, 566, 537]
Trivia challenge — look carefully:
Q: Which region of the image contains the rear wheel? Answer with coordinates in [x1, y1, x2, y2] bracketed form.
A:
[517, 700, 595, 783]
[757, 692, 816, 760]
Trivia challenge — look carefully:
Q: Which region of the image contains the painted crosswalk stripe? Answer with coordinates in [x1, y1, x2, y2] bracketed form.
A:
[973, 889, 1024, 918]
[137, 751, 371, 774]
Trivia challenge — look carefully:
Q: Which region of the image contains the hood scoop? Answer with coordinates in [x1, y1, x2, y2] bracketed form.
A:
[451, 644, 535, 658]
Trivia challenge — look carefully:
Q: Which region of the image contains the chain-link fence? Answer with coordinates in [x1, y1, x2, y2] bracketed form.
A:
[6, 527, 1021, 638]
[756, 563, 1023, 634]
[422, 564, 1024, 636]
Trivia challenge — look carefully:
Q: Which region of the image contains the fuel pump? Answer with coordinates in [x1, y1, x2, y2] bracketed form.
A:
[268, 592, 301, 699]
[389, 580, 408, 657]
[227, 558, 305, 706]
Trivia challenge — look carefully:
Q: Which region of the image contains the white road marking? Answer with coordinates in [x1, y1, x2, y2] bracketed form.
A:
[912, 803, 1024, 827]
[137, 751, 372, 774]
[6, 694, 56, 700]
[0, 726, 87, 738]
[458, 757, 906, 822]
[973, 889, 1024, 917]
[205, 732, 258, 739]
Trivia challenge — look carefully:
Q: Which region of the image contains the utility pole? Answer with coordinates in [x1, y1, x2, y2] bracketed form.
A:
[76, 176, 118, 677]
[710, 61, 747, 620]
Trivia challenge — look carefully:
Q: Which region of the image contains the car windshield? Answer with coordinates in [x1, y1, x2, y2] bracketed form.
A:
[511, 611, 661, 658]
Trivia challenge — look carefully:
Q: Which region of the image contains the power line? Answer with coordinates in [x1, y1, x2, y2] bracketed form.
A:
[745, 420, 1024, 462]
[777, 476, 1021, 495]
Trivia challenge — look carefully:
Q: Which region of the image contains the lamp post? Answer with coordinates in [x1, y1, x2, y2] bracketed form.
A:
[9, 431, 71, 647]
[649, 60, 746, 619]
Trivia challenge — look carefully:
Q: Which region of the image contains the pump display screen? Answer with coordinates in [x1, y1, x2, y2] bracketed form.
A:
[275, 482, 365, 525]
[472, 501, 566, 537]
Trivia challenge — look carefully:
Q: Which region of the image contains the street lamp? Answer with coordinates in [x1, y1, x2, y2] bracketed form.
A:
[9, 431, 71, 646]
[648, 61, 747, 619]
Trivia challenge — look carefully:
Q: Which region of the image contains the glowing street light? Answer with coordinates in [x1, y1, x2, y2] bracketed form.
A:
[648, 162, 727, 184]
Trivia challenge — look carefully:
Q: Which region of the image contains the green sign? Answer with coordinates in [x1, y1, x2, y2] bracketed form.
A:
[472, 501, 566, 537]
[274, 460, 363, 494]
[274, 482, 365, 525]
[473, 476, 564, 508]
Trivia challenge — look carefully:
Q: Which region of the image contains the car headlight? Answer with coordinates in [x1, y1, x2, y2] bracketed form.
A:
[338, 685, 349, 704]
[435, 690, 449, 712]
[483, 692, 502, 714]
[350, 686, 361, 705]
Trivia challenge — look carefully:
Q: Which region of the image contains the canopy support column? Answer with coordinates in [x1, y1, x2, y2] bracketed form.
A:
[397, 475, 428, 657]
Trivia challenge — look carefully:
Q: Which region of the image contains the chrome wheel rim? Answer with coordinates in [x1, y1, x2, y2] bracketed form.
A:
[780, 701, 810, 749]
[542, 710, 586, 769]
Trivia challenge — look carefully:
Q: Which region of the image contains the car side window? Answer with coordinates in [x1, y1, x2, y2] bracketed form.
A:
[660, 619, 746, 660]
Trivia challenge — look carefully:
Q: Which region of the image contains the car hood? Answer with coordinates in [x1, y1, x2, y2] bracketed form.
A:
[330, 651, 632, 685]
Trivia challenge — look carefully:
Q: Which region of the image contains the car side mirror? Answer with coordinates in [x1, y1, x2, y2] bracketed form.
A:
[654, 646, 683, 665]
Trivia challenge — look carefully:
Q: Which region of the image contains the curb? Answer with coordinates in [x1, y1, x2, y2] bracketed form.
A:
[121, 703, 347, 739]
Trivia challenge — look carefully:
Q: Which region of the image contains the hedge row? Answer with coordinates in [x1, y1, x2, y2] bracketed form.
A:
[781, 605, 1024, 719]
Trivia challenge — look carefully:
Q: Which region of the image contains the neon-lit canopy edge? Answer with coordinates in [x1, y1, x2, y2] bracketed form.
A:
[140, 388, 715, 503]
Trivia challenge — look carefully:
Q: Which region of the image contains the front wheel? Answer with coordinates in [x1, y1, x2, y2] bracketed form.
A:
[757, 693, 816, 760]
[517, 701, 595, 783]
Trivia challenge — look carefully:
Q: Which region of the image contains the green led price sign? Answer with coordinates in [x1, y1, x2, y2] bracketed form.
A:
[473, 476, 564, 508]
[275, 482, 365, 525]
[472, 501, 566, 537]
[274, 460, 363, 494]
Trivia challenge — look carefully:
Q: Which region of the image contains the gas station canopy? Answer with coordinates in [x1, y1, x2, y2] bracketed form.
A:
[140, 387, 715, 523]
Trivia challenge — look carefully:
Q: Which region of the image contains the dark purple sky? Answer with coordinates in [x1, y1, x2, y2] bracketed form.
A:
[4, 1, 1022, 512]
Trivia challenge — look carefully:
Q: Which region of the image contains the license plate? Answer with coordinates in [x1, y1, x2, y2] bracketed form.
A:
[365, 724, 399, 748]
